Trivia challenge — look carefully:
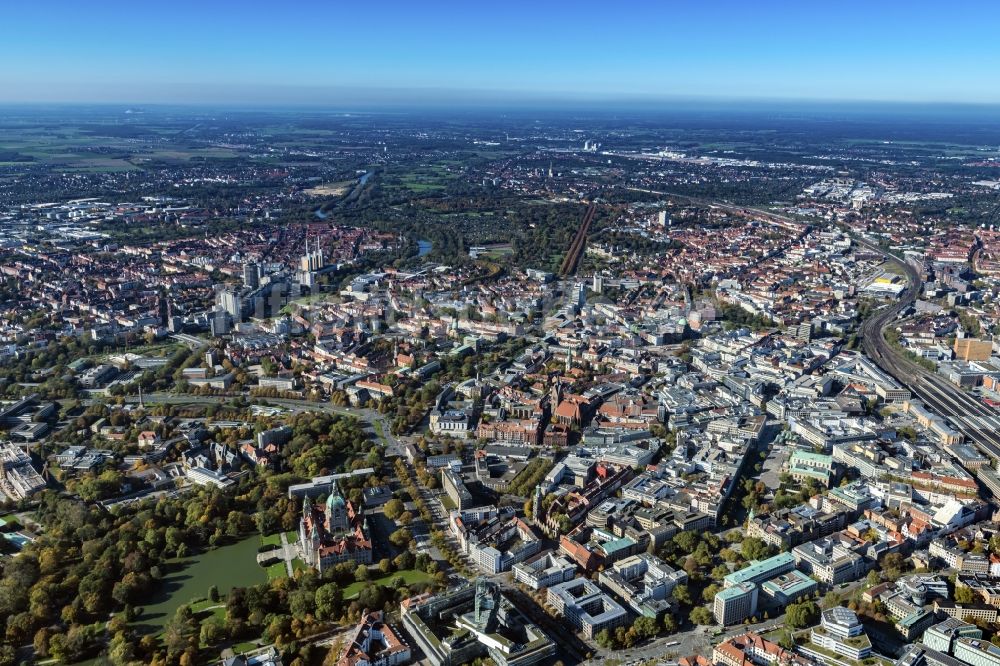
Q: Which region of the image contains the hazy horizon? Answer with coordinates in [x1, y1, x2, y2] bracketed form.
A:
[3, 93, 1000, 119]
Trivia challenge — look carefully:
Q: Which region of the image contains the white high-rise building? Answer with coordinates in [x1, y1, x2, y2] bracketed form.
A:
[217, 289, 242, 322]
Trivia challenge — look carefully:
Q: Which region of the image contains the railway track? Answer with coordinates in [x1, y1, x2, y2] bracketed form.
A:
[856, 235, 1000, 462]
[558, 203, 596, 276]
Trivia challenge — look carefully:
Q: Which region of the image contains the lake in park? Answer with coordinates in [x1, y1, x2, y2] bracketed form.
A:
[133, 534, 267, 634]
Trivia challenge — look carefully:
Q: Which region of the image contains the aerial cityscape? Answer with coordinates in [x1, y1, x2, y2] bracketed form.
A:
[3, 3, 1000, 666]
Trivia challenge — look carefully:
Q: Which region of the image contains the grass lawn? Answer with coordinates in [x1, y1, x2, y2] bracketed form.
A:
[266, 558, 306, 581]
[880, 261, 908, 277]
[261, 531, 297, 548]
[260, 533, 282, 548]
[0, 514, 21, 530]
[344, 569, 434, 599]
[191, 598, 221, 612]
[106, 341, 183, 359]
[231, 640, 262, 654]
[280, 292, 332, 313]
[190, 599, 226, 625]
[761, 628, 789, 643]
[403, 182, 446, 192]
[483, 249, 514, 259]
[266, 562, 287, 580]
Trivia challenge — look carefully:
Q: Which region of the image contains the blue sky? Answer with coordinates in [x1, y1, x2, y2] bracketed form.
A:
[3, 0, 999, 105]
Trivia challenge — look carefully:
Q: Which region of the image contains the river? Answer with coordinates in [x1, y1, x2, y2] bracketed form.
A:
[314, 171, 371, 219]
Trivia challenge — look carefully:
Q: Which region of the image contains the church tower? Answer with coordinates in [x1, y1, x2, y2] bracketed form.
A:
[533, 484, 543, 524]
[299, 495, 316, 566]
[551, 379, 563, 408]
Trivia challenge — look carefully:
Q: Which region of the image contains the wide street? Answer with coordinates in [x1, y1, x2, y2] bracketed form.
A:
[600, 618, 786, 665]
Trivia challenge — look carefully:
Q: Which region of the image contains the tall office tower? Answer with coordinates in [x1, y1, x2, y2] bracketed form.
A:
[156, 289, 169, 326]
[210, 308, 231, 337]
[243, 262, 260, 289]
